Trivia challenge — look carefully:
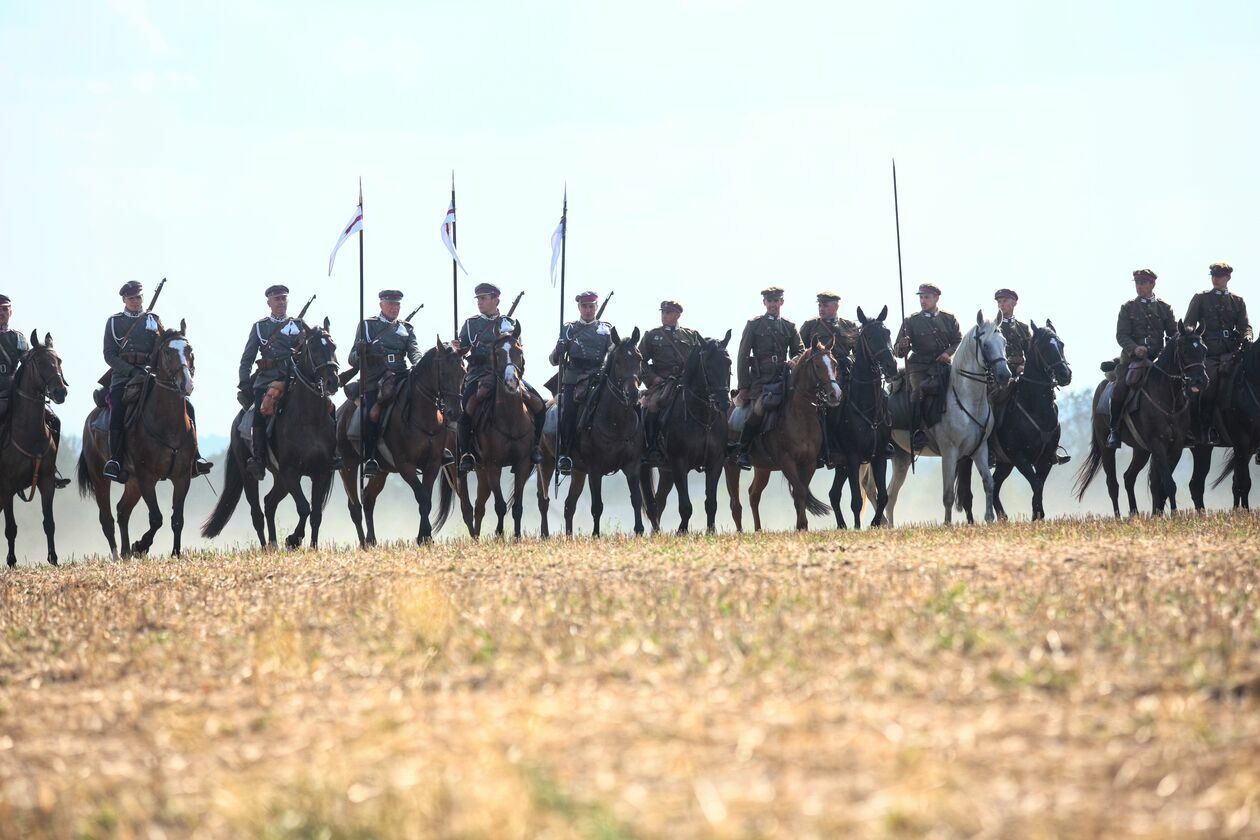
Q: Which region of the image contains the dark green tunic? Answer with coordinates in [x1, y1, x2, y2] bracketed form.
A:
[799, 316, 857, 358]
[639, 325, 701, 386]
[736, 315, 802, 395]
[103, 310, 165, 388]
[459, 313, 520, 385]
[549, 319, 615, 386]
[1184, 289, 1251, 357]
[894, 309, 961, 387]
[998, 317, 1032, 362]
[0, 328, 30, 398]
[1115, 297, 1176, 365]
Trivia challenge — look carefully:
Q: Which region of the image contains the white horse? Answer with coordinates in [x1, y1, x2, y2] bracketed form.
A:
[874, 312, 1011, 525]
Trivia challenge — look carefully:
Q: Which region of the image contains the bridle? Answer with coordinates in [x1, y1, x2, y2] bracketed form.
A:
[1019, 329, 1071, 388]
[293, 330, 339, 397]
[600, 342, 642, 407]
[14, 346, 66, 406]
[955, 325, 1006, 386]
[150, 335, 194, 395]
[800, 346, 841, 408]
[849, 325, 896, 387]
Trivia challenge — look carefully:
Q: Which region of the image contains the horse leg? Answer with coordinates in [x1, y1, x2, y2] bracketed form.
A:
[362, 472, 388, 545]
[3, 499, 15, 567]
[885, 452, 910, 528]
[992, 462, 1013, 521]
[589, 474, 604, 537]
[169, 477, 190, 558]
[1147, 447, 1173, 516]
[1238, 451, 1252, 509]
[536, 461, 552, 539]
[400, 468, 434, 545]
[1101, 443, 1121, 518]
[624, 466, 645, 536]
[1008, 458, 1039, 521]
[748, 468, 770, 532]
[339, 467, 368, 548]
[489, 468, 508, 539]
[723, 461, 744, 532]
[1165, 446, 1184, 513]
[280, 470, 311, 549]
[1124, 450, 1150, 516]
[1033, 459, 1054, 521]
[847, 462, 864, 530]
[563, 471, 586, 537]
[263, 480, 286, 548]
[39, 475, 57, 566]
[656, 469, 677, 532]
[243, 463, 267, 546]
[512, 466, 528, 539]
[704, 463, 721, 534]
[974, 444, 997, 524]
[669, 466, 692, 534]
[780, 461, 811, 531]
[1188, 446, 1211, 511]
[115, 482, 141, 558]
[829, 467, 847, 530]
[93, 477, 119, 558]
[868, 457, 889, 527]
[955, 458, 976, 525]
[132, 483, 163, 556]
[309, 472, 332, 548]
[639, 465, 661, 533]
[472, 468, 491, 539]
[941, 449, 958, 525]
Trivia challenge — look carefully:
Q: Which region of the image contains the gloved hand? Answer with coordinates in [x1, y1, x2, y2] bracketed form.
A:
[236, 388, 252, 409]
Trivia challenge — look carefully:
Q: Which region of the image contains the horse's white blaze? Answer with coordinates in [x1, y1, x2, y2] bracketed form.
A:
[502, 340, 519, 387]
[822, 353, 842, 400]
[169, 339, 194, 395]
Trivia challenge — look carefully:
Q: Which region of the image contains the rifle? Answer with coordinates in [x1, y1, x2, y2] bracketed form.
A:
[466, 291, 525, 350]
[403, 302, 425, 324]
[296, 294, 316, 322]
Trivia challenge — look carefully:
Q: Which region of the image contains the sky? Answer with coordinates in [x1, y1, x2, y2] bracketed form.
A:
[3, 0, 1260, 438]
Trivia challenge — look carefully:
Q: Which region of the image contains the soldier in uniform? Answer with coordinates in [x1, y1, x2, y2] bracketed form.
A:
[456, 282, 545, 474]
[348, 289, 421, 477]
[639, 299, 701, 466]
[0, 295, 70, 488]
[734, 286, 803, 469]
[549, 290, 616, 476]
[994, 289, 1032, 375]
[893, 283, 962, 450]
[1183, 262, 1250, 444]
[1106, 268, 1178, 448]
[102, 281, 213, 483]
[798, 291, 857, 466]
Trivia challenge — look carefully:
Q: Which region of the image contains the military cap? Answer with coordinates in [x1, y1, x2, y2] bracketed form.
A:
[1132, 268, 1157, 282]
[0, 294, 10, 306]
[265, 284, 289, 298]
[1210, 262, 1234, 277]
[474, 282, 501, 297]
[760, 286, 784, 300]
[994, 288, 1018, 301]
[917, 283, 942, 296]
[816, 291, 840, 303]
[378, 289, 404, 302]
[660, 300, 683, 313]
[119, 281, 143, 297]
[575, 290, 599, 303]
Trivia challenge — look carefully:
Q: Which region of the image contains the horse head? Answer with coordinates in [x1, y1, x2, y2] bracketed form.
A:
[794, 338, 842, 408]
[855, 305, 897, 380]
[688, 329, 733, 411]
[973, 311, 1012, 387]
[1029, 318, 1072, 387]
[299, 316, 341, 396]
[23, 330, 68, 405]
[155, 320, 195, 396]
[1174, 320, 1209, 394]
[427, 336, 468, 419]
[605, 327, 643, 403]
[492, 329, 526, 394]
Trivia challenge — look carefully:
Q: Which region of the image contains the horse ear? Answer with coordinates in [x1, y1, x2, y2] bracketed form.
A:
[1030, 319, 1039, 332]
[630, 326, 640, 344]
[976, 310, 985, 327]
[324, 316, 331, 331]
[435, 335, 446, 352]
[180, 318, 187, 334]
[610, 326, 621, 345]
[1046, 318, 1055, 332]
[719, 328, 732, 348]
[878, 304, 888, 322]
[29, 329, 39, 348]
[1178, 318, 1186, 333]
[513, 321, 522, 340]
[44, 332, 54, 349]
[856, 306, 867, 324]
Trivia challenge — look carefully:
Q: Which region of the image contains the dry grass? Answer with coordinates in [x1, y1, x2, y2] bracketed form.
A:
[1, 515, 1259, 838]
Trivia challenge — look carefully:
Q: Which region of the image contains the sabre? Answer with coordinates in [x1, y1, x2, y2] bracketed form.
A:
[296, 294, 317, 321]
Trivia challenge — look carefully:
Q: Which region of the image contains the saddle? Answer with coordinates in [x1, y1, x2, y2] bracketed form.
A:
[1124, 359, 1152, 388]
[641, 378, 679, 412]
[260, 380, 287, 417]
[237, 407, 278, 452]
[371, 371, 401, 421]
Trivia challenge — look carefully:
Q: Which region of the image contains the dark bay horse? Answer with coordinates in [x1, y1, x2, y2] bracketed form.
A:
[1075, 324, 1208, 515]
[640, 330, 732, 534]
[2, 332, 68, 567]
[456, 328, 539, 539]
[826, 306, 897, 529]
[78, 322, 202, 557]
[1200, 339, 1260, 508]
[336, 340, 462, 545]
[537, 328, 647, 537]
[724, 339, 842, 531]
[956, 319, 1072, 521]
[202, 319, 342, 548]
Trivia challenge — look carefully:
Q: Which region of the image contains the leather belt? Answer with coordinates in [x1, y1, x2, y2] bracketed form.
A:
[571, 358, 599, 370]
[121, 351, 148, 364]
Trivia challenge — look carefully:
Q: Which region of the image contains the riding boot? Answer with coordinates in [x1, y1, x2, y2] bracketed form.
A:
[557, 400, 577, 476]
[185, 400, 214, 476]
[247, 410, 268, 480]
[362, 417, 380, 477]
[531, 409, 545, 465]
[104, 430, 129, 483]
[45, 412, 71, 489]
[910, 400, 928, 451]
[816, 412, 830, 469]
[1106, 397, 1123, 448]
[643, 411, 664, 466]
[737, 413, 763, 470]
[329, 408, 344, 470]
[457, 415, 477, 474]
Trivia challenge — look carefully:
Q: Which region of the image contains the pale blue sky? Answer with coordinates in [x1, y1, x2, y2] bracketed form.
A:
[2, 1, 1258, 434]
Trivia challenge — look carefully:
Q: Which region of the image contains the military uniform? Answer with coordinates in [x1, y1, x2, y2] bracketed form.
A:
[893, 309, 962, 391]
[734, 286, 803, 467]
[799, 316, 856, 359]
[998, 318, 1032, 371]
[550, 291, 616, 470]
[348, 290, 421, 473]
[640, 300, 701, 462]
[238, 285, 309, 478]
[1107, 269, 1177, 446]
[1183, 263, 1250, 442]
[0, 324, 29, 418]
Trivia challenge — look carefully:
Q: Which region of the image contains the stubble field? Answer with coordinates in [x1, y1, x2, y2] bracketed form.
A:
[1, 515, 1259, 838]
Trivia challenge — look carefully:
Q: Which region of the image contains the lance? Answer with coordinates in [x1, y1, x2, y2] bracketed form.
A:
[892, 159, 907, 332]
[357, 177, 367, 494]
[296, 294, 316, 321]
[450, 171, 459, 338]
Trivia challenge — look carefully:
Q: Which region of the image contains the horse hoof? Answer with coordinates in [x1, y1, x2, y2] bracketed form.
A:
[6, 558, 15, 568]
[285, 536, 301, 549]
[47, 556, 58, 567]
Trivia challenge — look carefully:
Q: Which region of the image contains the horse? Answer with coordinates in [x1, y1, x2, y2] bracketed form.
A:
[1, 332, 68, 567]
[1074, 323, 1208, 516]
[723, 338, 842, 532]
[639, 330, 732, 534]
[1202, 339, 1260, 509]
[202, 318, 342, 548]
[78, 322, 202, 557]
[454, 327, 541, 539]
[826, 306, 897, 529]
[955, 319, 1072, 521]
[335, 339, 462, 546]
[537, 328, 647, 537]
[875, 313, 1011, 526]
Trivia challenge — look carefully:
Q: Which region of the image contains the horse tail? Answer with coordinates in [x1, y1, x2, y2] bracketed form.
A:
[804, 488, 832, 517]
[1073, 436, 1104, 500]
[953, 458, 970, 512]
[75, 448, 93, 499]
[432, 464, 454, 534]
[1211, 448, 1242, 491]
[201, 452, 243, 538]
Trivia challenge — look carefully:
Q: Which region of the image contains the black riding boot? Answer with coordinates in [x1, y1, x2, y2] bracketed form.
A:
[247, 410, 268, 480]
[558, 405, 577, 476]
[185, 400, 214, 476]
[737, 412, 763, 470]
[643, 411, 664, 466]
[329, 408, 344, 471]
[816, 412, 830, 469]
[531, 409, 546, 465]
[457, 415, 477, 474]
[1106, 388, 1125, 448]
[362, 419, 380, 477]
[45, 412, 71, 489]
[910, 400, 928, 451]
[104, 430, 129, 483]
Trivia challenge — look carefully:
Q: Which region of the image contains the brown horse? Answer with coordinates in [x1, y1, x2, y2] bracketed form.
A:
[537, 327, 646, 537]
[78, 322, 202, 557]
[640, 330, 732, 534]
[2, 332, 68, 567]
[456, 327, 540, 539]
[336, 339, 463, 545]
[202, 319, 342, 548]
[724, 339, 841, 531]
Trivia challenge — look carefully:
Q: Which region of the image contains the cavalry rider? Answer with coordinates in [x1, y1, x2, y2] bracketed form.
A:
[1183, 262, 1250, 444]
[734, 286, 803, 469]
[798, 290, 857, 466]
[348, 289, 421, 477]
[1106, 268, 1177, 448]
[456, 282, 545, 474]
[639, 299, 701, 466]
[549, 290, 616, 476]
[994, 289, 1032, 375]
[0, 294, 70, 488]
[101, 281, 213, 483]
[894, 282, 961, 451]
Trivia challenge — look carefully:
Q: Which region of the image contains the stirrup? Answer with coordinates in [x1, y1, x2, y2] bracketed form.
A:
[54, 473, 71, 490]
[557, 455, 574, 476]
[331, 454, 344, 471]
[363, 458, 380, 477]
[1105, 429, 1121, 449]
[530, 446, 543, 465]
[246, 458, 266, 480]
[194, 458, 214, 476]
[442, 448, 456, 466]
[737, 451, 752, 471]
[458, 452, 477, 474]
[103, 460, 128, 483]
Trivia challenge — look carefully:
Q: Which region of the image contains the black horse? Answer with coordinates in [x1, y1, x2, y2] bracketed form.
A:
[640, 330, 732, 534]
[1195, 338, 1260, 509]
[1075, 323, 1208, 515]
[825, 306, 897, 529]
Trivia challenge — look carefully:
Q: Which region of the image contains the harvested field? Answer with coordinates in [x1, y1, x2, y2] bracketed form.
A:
[1, 515, 1259, 838]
